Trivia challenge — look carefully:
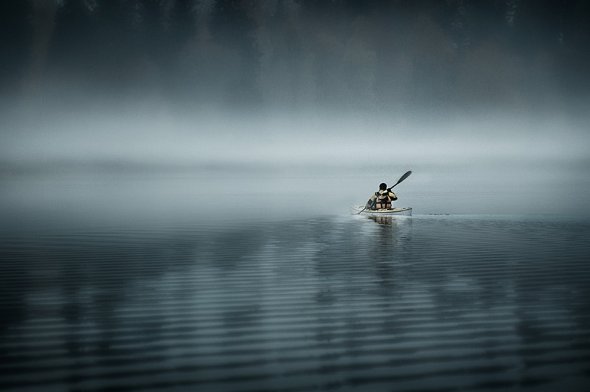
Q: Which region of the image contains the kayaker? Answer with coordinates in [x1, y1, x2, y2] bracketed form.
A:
[367, 183, 398, 210]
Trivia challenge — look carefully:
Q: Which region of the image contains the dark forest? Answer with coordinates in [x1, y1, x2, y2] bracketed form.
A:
[2, 0, 589, 114]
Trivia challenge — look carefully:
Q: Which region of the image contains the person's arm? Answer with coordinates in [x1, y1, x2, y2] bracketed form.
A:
[366, 194, 377, 208]
[388, 191, 398, 200]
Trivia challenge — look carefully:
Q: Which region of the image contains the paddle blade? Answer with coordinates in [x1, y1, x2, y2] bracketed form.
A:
[391, 170, 412, 188]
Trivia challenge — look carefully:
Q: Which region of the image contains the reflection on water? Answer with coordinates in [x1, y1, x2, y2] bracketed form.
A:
[1, 208, 590, 392]
[367, 215, 396, 225]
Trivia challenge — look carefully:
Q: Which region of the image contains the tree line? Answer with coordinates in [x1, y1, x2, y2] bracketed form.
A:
[1, 0, 589, 112]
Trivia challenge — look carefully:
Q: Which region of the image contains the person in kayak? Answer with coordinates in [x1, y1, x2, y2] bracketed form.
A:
[367, 183, 398, 210]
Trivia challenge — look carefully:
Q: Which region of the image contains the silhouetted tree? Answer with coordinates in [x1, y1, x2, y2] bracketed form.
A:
[210, 0, 262, 106]
[0, 1, 31, 95]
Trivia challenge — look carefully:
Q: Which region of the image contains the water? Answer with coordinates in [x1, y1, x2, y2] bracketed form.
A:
[1, 173, 590, 392]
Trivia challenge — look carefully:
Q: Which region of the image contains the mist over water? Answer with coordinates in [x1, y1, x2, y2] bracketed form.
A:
[2, 104, 589, 220]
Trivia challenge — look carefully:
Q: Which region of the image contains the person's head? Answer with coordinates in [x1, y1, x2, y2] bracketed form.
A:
[379, 183, 387, 190]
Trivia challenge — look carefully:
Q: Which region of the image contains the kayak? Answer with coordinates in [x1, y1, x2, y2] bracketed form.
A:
[353, 206, 412, 216]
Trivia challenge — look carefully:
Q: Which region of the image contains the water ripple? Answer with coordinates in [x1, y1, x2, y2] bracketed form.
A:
[1, 215, 589, 391]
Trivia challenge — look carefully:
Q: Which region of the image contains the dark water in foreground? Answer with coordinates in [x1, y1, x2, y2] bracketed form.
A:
[1, 175, 590, 391]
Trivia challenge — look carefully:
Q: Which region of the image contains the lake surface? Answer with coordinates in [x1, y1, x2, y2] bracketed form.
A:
[1, 173, 590, 391]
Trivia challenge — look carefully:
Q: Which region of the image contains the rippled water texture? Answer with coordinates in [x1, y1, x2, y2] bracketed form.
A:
[1, 175, 590, 391]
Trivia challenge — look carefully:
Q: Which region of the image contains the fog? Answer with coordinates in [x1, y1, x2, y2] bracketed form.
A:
[2, 105, 588, 168]
[1, 1, 589, 216]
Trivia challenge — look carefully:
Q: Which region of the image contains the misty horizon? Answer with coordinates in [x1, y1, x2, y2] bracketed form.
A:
[2, 103, 588, 169]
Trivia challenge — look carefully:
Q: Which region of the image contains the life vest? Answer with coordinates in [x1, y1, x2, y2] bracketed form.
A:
[374, 190, 395, 209]
[368, 190, 397, 210]
[376, 190, 391, 202]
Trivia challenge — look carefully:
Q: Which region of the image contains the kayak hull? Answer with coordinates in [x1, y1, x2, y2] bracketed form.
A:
[353, 206, 412, 216]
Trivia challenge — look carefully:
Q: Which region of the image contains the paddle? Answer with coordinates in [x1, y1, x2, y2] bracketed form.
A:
[357, 170, 412, 214]
[388, 170, 412, 192]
